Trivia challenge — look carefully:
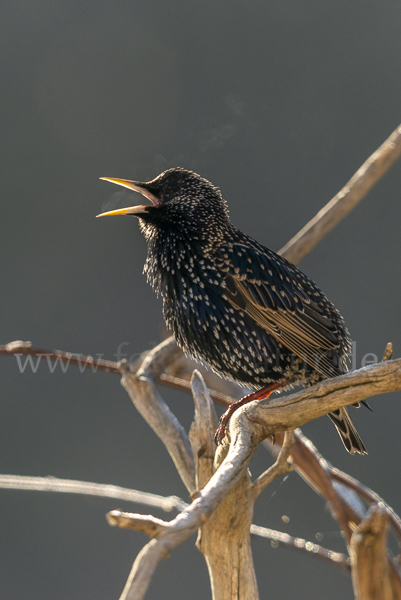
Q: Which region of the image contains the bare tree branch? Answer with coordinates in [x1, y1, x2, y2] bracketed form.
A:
[195, 423, 258, 598]
[135, 337, 182, 380]
[0, 340, 123, 373]
[160, 370, 234, 405]
[118, 421, 257, 600]
[383, 342, 394, 361]
[270, 430, 401, 595]
[252, 430, 295, 499]
[279, 123, 401, 264]
[118, 357, 401, 599]
[0, 473, 351, 576]
[107, 511, 169, 537]
[250, 524, 351, 574]
[120, 339, 196, 495]
[189, 370, 218, 494]
[331, 470, 401, 546]
[0, 338, 236, 408]
[0, 474, 187, 512]
[268, 430, 360, 543]
[3, 340, 397, 596]
[246, 358, 401, 444]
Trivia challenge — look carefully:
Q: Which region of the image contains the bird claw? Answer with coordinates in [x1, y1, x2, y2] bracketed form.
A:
[214, 419, 228, 446]
[214, 382, 289, 446]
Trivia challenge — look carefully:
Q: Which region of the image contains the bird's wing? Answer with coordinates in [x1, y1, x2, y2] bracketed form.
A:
[216, 243, 348, 378]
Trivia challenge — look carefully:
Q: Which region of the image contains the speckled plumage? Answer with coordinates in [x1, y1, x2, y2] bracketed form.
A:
[100, 168, 367, 454]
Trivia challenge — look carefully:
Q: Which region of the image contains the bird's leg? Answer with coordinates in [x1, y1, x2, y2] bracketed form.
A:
[214, 380, 290, 445]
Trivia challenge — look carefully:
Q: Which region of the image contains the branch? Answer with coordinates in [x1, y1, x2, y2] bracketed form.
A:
[107, 511, 169, 537]
[120, 338, 196, 494]
[269, 430, 401, 594]
[189, 370, 218, 493]
[0, 338, 235, 407]
[118, 420, 257, 600]
[0, 340, 123, 373]
[111, 505, 353, 576]
[331, 469, 401, 547]
[252, 430, 295, 499]
[268, 430, 361, 543]
[0, 474, 350, 575]
[0, 340, 397, 588]
[250, 524, 351, 574]
[350, 505, 398, 600]
[383, 342, 394, 362]
[0, 474, 187, 512]
[117, 354, 401, 600]
[1, 338, 398, 421]
[243, 358, 401, 444]
[279, 123, 401, 263]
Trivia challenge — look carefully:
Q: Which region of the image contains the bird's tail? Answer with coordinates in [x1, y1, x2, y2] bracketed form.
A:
[328, 408, 368, 455]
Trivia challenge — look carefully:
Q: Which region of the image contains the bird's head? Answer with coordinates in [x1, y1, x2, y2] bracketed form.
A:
[97, 168, 229, 239]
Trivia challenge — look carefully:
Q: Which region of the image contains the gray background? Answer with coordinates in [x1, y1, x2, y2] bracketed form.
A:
[1, 1, 401, 598]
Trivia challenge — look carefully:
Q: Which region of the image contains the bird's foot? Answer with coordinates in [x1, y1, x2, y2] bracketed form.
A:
[214, 380, 289, 445]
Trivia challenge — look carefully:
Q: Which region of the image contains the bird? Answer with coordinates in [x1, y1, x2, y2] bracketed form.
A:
[97, 167, 367, 455]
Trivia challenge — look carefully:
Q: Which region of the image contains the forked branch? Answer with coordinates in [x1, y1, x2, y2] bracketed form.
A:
[117, 357, 401, 600]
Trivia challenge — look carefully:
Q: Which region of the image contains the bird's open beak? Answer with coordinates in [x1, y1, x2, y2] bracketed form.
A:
[96, 177, 159, 218]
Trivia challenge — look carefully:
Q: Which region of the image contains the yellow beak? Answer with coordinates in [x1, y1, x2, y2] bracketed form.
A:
[96, 205, 150, 218]
[96, 176, 160, 218]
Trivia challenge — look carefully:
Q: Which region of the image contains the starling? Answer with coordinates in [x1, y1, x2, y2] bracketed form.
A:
[97, 168, 367, 455]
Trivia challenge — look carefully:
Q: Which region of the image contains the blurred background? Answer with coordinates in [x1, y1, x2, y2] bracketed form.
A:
[1, 1, 401, 598]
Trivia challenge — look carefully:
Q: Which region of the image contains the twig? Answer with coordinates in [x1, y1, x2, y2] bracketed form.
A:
[107, 511, 169, 537]
[0, 339, 234, 407]
[330, 469, 401, 546]
[0, 340, 123, 372]
[0, 474, 187, 512]
[279, 124, 401, 264]
[136, 337, 182, 380]
[250, 524, 351, 574]
[268, 430, 359, 543]
[161, 371, 233, 405]
[121, 339, 196, 495]
[189, 370, 218, 493]
[252, 430, 295, 499]
[383, 342, 394, 361]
